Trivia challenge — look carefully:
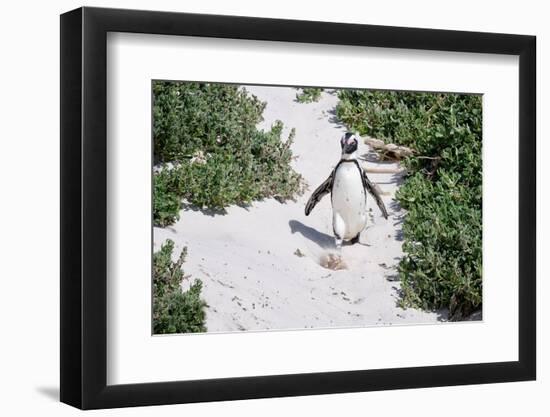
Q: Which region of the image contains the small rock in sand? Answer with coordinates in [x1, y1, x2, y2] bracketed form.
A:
[294, 248, 305, 257]
[320, 253, 348, 270]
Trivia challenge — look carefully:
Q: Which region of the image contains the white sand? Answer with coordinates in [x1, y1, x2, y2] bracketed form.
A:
[154, 86, 444, 332]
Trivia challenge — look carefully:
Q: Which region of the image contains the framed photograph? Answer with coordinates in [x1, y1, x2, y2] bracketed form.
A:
[60, 6, 536, 409]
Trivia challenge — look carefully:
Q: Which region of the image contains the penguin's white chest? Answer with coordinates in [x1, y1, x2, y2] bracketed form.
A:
[331, 163, 367, 240]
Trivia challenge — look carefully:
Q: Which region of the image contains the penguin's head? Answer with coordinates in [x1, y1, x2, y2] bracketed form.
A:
[340, 132, 359, 156]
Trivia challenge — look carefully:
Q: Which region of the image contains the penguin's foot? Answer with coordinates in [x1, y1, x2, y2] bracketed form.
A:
[350, 234, 370, 246]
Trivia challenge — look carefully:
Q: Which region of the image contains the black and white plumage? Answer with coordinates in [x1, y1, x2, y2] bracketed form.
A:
[305, 132, 388, 247]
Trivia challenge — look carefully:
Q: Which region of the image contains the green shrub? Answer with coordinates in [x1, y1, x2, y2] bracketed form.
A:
[153, 170, 182, 227]
[337, 90, 482, 319]
[153, 239, 207, 334]
[295, 87, 323, 103]
[153, 82, 303, 225]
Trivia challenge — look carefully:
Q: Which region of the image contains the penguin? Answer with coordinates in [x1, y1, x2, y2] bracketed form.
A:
[305, 132, 388, 248]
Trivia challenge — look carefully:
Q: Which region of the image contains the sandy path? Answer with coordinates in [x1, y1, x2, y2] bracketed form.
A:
[154, 86, 444, 332]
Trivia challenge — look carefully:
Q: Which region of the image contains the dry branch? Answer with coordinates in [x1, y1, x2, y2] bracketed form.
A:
[362, 166, 405, 174]
[363, 136, 415, 160]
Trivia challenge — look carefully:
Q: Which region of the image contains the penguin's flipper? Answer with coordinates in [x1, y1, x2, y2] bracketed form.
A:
[362, 172, 389, 219]
[305, 173, 333, 216]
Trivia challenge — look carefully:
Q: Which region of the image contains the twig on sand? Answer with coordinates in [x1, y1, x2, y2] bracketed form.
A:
[362, 165, 405, 174]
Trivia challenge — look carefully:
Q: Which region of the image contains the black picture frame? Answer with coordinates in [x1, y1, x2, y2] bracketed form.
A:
[60, 6, 536, 410]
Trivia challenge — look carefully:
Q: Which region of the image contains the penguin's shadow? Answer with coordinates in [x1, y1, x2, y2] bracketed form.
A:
[289, 220, 336, 250]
